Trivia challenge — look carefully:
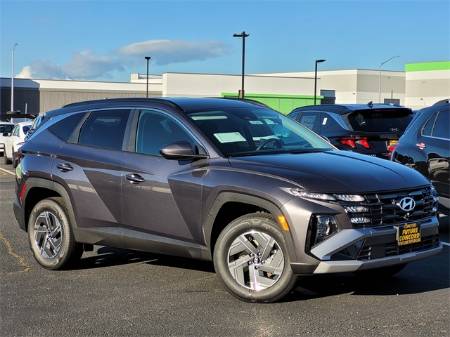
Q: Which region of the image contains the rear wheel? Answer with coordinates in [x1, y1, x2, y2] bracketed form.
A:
[213, 213, 296, 303]
[28, 197, 83, 270]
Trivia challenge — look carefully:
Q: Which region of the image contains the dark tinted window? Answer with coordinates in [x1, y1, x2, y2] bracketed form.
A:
[0, 124, 14, 133]
[136, 110, 193, 156]
[432, 110, 449, 139]
[348, 108, 412, 132]
[49, 113, 86, 142]
[79, 109, 130, 151]
[288, 110, 300, 120]
[299, 112, 319, 131]
[422, 113, 436, 136]
[320, 113, 342, 134]
[22, 126, 31, 134]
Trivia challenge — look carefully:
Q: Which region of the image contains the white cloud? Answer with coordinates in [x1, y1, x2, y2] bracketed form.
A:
[17, 39, 229, 80]
[119, 39, 228, 65]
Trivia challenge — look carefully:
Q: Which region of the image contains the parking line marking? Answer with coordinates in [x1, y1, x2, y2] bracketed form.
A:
[0, 231, 31, 272]
[0, 167, 15, 176]
[441, 242, 450, 247]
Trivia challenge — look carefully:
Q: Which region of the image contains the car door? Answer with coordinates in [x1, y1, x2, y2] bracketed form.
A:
[6, 125, 19, 158]
[423, 109, 449, 199]
[51, 109, 131, 233]
[120, 108, 206, 244]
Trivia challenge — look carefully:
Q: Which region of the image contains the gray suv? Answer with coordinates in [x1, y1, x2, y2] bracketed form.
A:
[14, 98, 442, 302]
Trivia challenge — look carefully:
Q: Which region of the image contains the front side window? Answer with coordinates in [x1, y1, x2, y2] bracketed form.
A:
[22, 125, 31, 135]
[78, 109, 130, 151]
[136, 110, 194, 156]
[187, 107, 333, 157]
[432, 109, 449, 139]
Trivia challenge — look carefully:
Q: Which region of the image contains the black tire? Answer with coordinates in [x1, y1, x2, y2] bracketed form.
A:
[28, 197, 83, 270]
[355, 263, 407, 279]
[12, 151, 18, 168]
[213, 212, 297, 303]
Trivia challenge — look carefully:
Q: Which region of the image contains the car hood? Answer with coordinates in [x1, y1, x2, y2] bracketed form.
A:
[228, 150, 429, 193]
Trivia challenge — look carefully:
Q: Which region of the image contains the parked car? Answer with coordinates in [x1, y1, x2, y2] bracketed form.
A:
[14, 98, 441, 302]
[392, 101, 449, 214]
[288, 103, 413, 159]
[0, 122, 15, 156]
[4, 121, 32, 166]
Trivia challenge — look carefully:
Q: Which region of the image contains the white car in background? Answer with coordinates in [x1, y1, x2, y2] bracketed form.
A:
[3, 121, 33, 167]
[0, 122, 15, 156]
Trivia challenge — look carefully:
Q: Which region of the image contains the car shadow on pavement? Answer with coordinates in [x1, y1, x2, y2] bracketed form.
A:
[72, 246, 215, 273]
[286, 251, 450, 302]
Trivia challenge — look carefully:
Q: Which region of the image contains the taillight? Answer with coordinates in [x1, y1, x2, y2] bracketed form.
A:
[356, 137, 370, 149]
[387, 144, 397, 153]
[339, 138, 356, 148]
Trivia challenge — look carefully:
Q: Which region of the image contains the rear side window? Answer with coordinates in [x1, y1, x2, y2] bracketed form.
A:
[348, 108, 412, 133]
[320, 113, 342, 134]
[0, 124, 14, 133]
[422, 113, 437, 136]
[49, 113, 86, 142]
[299, 112, 319, 131]
[432, 110, 449, 139]
[79, 109, 130, 151]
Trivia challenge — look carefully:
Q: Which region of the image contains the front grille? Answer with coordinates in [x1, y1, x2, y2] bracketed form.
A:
[357, 234, 440, 260]
[341, 186, 438, 228]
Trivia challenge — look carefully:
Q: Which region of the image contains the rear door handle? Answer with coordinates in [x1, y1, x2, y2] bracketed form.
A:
[57, 163, 73, 172]
[126, 173, 145, 184]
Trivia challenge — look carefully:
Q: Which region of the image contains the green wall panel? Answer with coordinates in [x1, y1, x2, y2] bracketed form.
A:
[222, 92, 322, 114]
[405, 61, 450, 72]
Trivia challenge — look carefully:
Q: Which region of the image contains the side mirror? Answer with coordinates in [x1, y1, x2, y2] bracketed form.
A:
[2, 132, 11, 137]
[160, 141, 208, 160]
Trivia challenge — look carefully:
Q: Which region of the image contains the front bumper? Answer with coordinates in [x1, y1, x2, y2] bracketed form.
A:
[290, 217, 442, 274]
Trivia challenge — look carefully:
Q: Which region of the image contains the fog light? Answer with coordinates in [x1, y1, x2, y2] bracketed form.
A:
[313, 215, 337, 245]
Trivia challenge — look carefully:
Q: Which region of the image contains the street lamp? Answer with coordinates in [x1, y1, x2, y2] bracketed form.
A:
[314, 59, 326, 105]
[11, 43, 18, 112]
[145, 56, 151, 98]
[233, 31, 249, 99]
[378, 56, 399, 103]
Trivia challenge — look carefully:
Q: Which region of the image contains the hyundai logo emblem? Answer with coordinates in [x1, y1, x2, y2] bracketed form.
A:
[397, 197, 416, 212]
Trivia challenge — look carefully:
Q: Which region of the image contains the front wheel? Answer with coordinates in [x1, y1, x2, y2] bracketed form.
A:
[213, 213, 296, 303]
[28, 197, 83, 270]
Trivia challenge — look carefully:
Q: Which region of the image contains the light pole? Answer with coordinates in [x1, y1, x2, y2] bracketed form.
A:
[145, 56, 151, 98]
[378, 56, 399, 103]
[314, 59, 326, 105]
[233, 31, 249, 99]
[11, 43, 18, 112]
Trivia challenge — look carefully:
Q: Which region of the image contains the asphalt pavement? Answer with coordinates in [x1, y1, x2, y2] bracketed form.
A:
[0, 162, 449, 337]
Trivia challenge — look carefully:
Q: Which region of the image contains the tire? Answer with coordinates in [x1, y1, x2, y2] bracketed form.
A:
[213, 212, 296, 303]
[355, 263, 407, 279]
[28, 197, 83, 270]
[12, 151, 18, 168]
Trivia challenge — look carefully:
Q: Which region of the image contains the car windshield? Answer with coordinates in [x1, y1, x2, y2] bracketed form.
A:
[187, 107, 334, 156]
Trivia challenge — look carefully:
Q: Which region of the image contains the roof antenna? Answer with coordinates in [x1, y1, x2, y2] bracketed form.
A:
[368, 101, 373, 108]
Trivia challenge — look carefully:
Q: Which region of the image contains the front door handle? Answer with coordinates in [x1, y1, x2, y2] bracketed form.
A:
[126, 173, 145, 184]
[57, 163, 73, 172]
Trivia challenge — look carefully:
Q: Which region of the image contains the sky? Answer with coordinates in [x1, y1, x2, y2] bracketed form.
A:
[1, 0, 449, 82]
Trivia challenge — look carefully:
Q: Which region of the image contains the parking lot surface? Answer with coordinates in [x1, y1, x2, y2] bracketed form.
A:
[0, 162, 449, 337]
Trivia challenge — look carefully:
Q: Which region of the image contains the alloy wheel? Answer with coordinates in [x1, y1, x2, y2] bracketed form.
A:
[33, 211, 64, 259]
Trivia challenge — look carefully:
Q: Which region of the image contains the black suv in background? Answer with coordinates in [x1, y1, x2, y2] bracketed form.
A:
[392, 101, 449, 214]
[289, 103, 413, 159]
[14, 98, 441, 302]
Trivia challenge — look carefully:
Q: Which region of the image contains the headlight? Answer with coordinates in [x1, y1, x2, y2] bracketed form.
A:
[288, 188, 364, 202]
[309, 215, 338, 246]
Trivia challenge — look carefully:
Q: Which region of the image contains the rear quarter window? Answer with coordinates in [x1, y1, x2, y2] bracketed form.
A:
[49, 113, 87, 142]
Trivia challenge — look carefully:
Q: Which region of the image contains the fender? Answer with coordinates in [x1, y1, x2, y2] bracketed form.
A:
[22, 177, 82, 240]
[202, 191, 298, 262]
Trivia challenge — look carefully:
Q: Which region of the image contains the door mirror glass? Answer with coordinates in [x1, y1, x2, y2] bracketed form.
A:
[160, 141, 207, 160]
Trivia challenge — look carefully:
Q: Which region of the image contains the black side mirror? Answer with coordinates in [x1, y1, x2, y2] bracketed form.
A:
[160, 141, 208, 160]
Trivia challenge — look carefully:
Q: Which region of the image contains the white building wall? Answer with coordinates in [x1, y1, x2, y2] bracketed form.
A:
[162, 73, 316, 97]
[405, 69, 450, 109]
